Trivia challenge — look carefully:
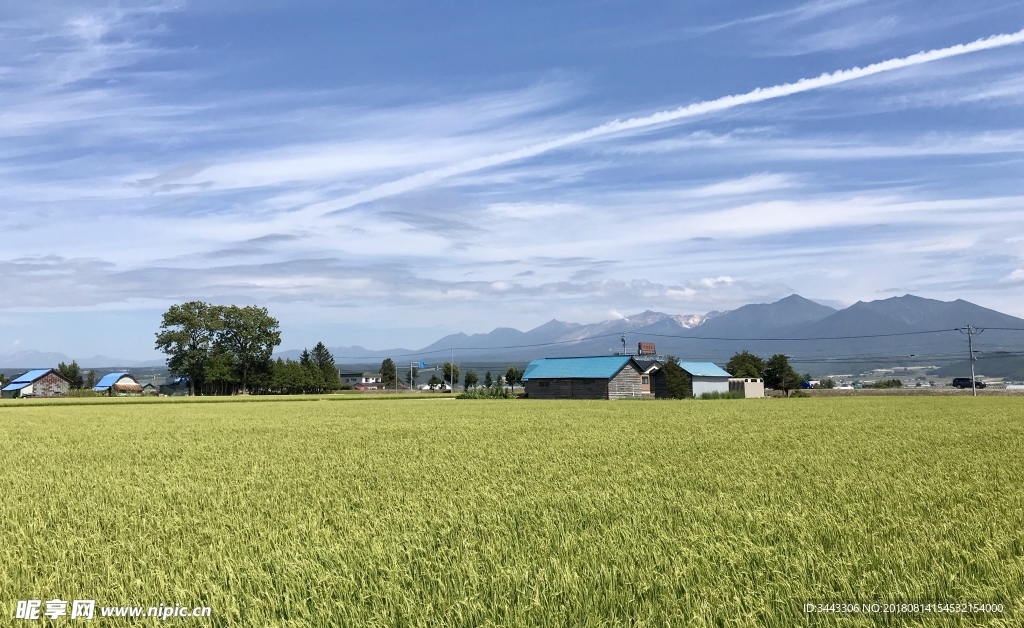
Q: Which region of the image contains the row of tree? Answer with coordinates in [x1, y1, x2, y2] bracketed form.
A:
[374, 359, 526, 392]
[56, 361, 97, 390]
[269, 345, 342, 394]
[462, 367, 523, 391]
[725, 350, 804, 395]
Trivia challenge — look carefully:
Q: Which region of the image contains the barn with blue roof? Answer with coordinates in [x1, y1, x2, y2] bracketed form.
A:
[652, 362, 733, 398]
[1, 368, 72, 399]
[522, 356, 645, 399]
[93, 372, 143, 396]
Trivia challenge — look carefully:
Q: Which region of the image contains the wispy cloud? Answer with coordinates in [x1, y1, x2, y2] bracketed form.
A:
[278, 28, 1024, 222]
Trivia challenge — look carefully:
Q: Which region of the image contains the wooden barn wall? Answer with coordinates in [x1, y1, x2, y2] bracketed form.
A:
[607, 366, 643, 399]
[33, 373, 70, 398]
[525, 378, 609, 399]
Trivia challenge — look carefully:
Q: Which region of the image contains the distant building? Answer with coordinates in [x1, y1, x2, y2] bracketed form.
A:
[354, 381, 385, 391]
[159, 377, 190, 396]
[729, 377, 765, 398]
[340, 372, 383, 387]
[653, 362, 732, 398]
[522, 356, 645, 400]
[93, 372, 144, 396]
[1, 369, 73, 399]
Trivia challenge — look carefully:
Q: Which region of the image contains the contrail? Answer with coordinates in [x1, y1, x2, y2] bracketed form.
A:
[301, 28, 1024, 219]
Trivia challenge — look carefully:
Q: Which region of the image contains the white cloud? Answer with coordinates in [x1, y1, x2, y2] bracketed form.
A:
[1000, 269, 1024, 284]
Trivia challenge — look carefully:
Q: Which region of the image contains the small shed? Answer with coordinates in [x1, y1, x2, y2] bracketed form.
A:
[93, 372, 144, 396]
[1, 369, 73, 399]
[159, 377, 190, 396]
[653, 362, 732, 398]
[729, 377, 765, 398]
[522, 356, 644, 399]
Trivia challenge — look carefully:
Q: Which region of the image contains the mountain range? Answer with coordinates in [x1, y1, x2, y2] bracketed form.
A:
[280, 294, 1024, 377]
[4, 295, 1024, 377]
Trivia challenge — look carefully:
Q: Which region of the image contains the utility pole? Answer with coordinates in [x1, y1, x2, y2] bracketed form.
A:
[959, 325, 984, 397]
[450, 347, 455, 393]
[620, 332, 626, 356]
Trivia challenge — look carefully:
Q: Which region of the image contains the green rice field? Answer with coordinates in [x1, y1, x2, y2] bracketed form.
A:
[1, 396, 1022, 626]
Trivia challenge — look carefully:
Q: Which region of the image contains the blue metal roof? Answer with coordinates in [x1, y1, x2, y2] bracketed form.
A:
[93, 372, 129, 391]
[678, 362, 732, 378]
[11, 369, 52, 384]
[522, 356, 636, 381]
[2, 381, 31, 392]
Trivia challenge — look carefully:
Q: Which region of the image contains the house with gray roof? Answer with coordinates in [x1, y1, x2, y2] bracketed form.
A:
[521, 356, 645, 399]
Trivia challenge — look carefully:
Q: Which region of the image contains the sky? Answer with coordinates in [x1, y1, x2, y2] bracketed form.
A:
[2, 0, 1024, 360]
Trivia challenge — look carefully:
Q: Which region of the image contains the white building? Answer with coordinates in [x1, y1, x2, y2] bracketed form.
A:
[729, 377, 765, 398]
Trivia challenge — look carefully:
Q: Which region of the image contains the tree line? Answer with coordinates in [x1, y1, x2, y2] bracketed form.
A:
[155, 302, 348, 395]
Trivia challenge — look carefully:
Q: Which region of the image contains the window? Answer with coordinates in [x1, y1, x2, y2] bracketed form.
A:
[538, 381, 550, 388]
[641, 376, 649, 384]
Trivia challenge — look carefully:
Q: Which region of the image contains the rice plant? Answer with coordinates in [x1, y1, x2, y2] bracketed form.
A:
[1, 397, 1021, 626]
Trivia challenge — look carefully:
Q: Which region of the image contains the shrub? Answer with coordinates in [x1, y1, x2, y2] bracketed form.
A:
[458, 386, 515, 399]
[699, 391, 745, 400]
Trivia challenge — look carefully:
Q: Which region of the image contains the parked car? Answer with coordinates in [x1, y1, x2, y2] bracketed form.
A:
[951, 378, 986, 389]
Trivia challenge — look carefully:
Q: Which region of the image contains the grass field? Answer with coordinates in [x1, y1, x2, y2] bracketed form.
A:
[1, 397, 1022, 626]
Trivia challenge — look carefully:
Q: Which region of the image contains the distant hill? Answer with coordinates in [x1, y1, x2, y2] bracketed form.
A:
[0, 350, 163, 369]
[308, 294, 1024, 374]
[690, 294, 836, 339]
[8, 295, 1024, 375]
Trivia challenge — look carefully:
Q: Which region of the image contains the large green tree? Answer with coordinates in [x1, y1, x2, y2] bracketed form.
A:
[155, 301, 222, 396]
[764, 354, 801, 396]
[505, 366, 523, 391]
[442, 362, 460, 390]
[658, 357, 692, 399]
[463, 370, 479, 390]
[205, 352, 238, 396]
[380, 358, 397, 388]
[311, 342, 341, 390]
[57, 360, 84, 389]
[725, 351, 766, 379]
[219, 305, 281, 394]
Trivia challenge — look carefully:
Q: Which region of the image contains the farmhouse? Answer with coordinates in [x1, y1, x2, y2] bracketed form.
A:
[635, 359, 662, 395]
[729, 377, 765, 398]
[93, 372, 144, 396]
[340, 371, 383, 387]
[1, 369, 72, 399]
[653, 362, 732, 398]
[522, 356, 645, 399]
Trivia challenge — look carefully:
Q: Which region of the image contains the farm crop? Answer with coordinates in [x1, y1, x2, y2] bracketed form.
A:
[1, 397, 1022, 626]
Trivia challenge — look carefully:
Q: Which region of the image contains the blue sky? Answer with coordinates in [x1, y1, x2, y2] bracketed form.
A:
[2, 0, 1024, 360]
